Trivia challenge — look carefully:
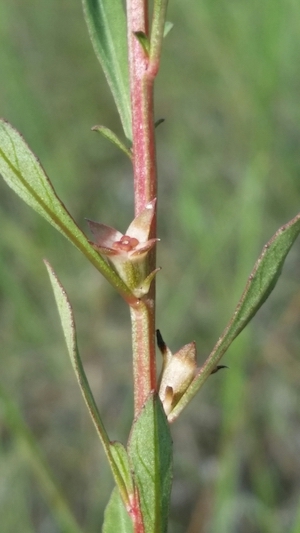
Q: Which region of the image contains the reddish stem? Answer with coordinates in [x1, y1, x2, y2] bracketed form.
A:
[126, 0, 157, 216]
[126, 0, 158, 417]
[130, 300, 156, 414]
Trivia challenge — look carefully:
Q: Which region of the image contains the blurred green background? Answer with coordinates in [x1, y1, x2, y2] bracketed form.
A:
[1, 1, 300, 532]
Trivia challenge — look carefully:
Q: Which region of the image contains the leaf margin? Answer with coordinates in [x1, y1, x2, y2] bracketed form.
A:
[44, 260, 134, 508]
[169, 212, 300, 421]
[82, 0, 132, 140]
[127, 391, 173, 533]
[0, 118, 134, 302]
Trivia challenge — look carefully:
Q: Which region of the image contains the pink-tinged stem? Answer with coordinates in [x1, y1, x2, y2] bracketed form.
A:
[126, 0, 156, 216]
[130, 300, 156, 415]
[126, 0, 159, 416]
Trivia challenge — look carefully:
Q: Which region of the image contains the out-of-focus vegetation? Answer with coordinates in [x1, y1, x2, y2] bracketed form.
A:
[1, 1, 300, 532]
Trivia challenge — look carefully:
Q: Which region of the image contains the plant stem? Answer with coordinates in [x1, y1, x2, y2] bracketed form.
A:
[127, 0, 168, 417]
[126, 0, 156, 216]
[130, 300, 156, 415]
[126, 0, 158, 416]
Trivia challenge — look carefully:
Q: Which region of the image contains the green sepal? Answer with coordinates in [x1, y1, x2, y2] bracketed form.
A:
[0, 119, 132, 299]
[102, 488, 133, 533]
[92, 125, 132, 159]
[45, 261, 134, 507]
[128, 392, 173, 533]
[169, 212, 300, 421]
[82, 0, 132, 140]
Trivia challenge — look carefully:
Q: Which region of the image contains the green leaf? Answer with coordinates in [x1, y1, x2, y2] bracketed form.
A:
[82, 0, 132, 140]
[102, 488, 133, 533]
[150, 0, 169, 64]
[164, 21, 174, 38]
[110, 441, 134, 497]
[0, 119, 132, 299]
[128, 392, 173, 533]
[45, 261, 134, 507]
[169, 212, 300, 422]
[92, 125, 132, 159]
[133, 31, 150, 56]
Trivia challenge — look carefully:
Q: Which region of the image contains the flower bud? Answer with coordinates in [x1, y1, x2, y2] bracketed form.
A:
[157, 331, 197, 416]
[87, 199, 158, 297]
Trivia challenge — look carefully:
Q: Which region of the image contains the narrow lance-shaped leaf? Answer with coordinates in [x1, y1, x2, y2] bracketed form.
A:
[128, 392, 173, 533]
[169, 212, 300, 422]
[92, 125, 132, 159]
[82, 0, 132, 140]
[45, 261, 134, 509]
[150, 0, 169, 65]
[0, 119, 133, 301]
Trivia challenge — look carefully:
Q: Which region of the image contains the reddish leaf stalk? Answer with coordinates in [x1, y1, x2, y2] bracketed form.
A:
[127, 0, 160, 416]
